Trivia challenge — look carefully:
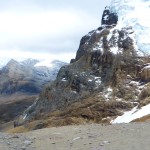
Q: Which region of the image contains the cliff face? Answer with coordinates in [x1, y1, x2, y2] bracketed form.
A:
[19, 6, 150, 127]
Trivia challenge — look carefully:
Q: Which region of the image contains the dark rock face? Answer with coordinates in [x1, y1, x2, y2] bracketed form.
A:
[101, 7, 118, 26]
[75, 31, 95, 61]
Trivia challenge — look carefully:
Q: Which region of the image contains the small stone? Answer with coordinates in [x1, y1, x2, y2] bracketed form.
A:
[24, 140, 32, 145]
[30, 136, 36, 140]
[103, 140, 110, 144]
[12, 135, 19, 138]
[7, 142, 11, 145]
[70, 142, 73, 146]
[88, 135, 96, 138]
[73, 137, 80, 141]
[21, 146, 26, 150]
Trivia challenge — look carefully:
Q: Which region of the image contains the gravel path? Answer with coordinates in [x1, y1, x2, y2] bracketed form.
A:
[0, 122, 150, 150]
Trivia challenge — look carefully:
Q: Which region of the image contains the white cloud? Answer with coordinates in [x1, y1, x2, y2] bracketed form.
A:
[0, 10, 100, 53]
[0, 0, 112, 62]
[0, 11, 79, 36]
[0, 49, 76, 63]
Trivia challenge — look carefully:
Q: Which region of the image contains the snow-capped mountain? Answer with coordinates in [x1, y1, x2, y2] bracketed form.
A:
[0, 58, 11, 68]
[20, 58, 39, 67]
[110, 0, 150, 54]
[0, 58, 67, 69]
[0, 58, 67, 94]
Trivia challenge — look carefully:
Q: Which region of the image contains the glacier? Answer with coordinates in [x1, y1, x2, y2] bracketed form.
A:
[110, 0, 150, 55]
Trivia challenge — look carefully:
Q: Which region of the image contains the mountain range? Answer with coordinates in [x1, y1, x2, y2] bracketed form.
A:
[2, 0, 150, 131]
[0, 58, 67, 94]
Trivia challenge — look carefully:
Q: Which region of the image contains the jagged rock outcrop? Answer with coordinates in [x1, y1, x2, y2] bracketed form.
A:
[101, 6, 118, 26]
[140, 63, 150, 81]
[18, 5, 150, 127]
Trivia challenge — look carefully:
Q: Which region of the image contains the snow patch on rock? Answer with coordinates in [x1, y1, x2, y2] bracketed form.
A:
[112, 103, 150, 123]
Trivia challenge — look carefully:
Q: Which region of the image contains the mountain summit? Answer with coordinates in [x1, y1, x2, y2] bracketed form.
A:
[17, 1, 150, 128]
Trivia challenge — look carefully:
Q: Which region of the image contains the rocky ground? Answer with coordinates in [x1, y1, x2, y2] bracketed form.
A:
[0, 122, 150, 150]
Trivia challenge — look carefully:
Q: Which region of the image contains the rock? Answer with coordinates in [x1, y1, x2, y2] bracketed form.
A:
[103, 140, 110, 144]
[25, 26, 140, 118]
[21, 146, 26, 150]
[12, 135, 19, 138]
[24, 140, 32, 146]
[0, 59, 67, 95]
[7, 142, 11, 145]
[17, 4, 150, 128]
[101, 6, 118, 26]
[73, 137, 81, 141]
[140, 64, 150, 81]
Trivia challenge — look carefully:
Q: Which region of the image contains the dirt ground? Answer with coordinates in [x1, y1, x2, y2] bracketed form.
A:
[0, 122, 150, 150]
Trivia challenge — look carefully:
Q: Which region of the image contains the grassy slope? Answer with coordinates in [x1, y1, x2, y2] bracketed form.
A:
[0, 93, 38, 131]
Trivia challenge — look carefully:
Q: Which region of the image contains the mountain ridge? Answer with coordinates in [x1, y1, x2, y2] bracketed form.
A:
[0, 58, 67, 95]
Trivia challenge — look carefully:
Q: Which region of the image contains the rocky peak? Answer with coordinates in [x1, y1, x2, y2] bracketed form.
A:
[20, 59, 39, 67]
[101, 6, 118, 26]
[18, 2, 150, 127]
[2, 59, 23, 76]
[5, 59, 20, 68]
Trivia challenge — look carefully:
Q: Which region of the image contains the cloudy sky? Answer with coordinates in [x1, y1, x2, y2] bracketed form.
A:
[0, 0, 111, 62]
